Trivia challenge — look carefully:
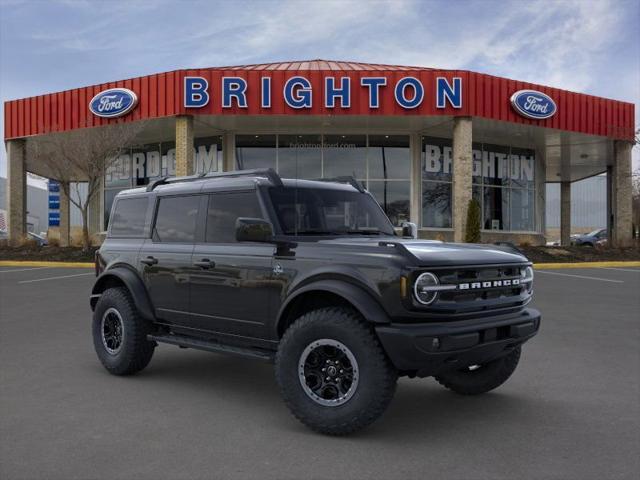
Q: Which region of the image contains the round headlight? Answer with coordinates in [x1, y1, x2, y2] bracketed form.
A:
[414, 272, 440, 305]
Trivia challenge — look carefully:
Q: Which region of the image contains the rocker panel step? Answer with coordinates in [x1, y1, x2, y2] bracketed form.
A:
[148, 334, 275, 362]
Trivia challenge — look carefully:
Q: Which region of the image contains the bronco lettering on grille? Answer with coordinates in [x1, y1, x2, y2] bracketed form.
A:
[458, 278, 520, 290]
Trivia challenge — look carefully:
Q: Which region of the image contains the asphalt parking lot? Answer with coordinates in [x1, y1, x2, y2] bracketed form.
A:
[1, 265, 639, 480]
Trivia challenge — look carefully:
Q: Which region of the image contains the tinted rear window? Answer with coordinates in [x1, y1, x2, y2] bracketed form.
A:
[153, 195, 200, 243]
[109, 197, 149, 237]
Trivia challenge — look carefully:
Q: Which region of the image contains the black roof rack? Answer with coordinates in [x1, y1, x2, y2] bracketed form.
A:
[314, 176, 366, 193]
[146, 168, 283, 192]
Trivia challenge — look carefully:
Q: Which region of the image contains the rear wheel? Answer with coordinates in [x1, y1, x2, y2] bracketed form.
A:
[92, 287, 155, 375]
[275, 307, 398, 436]
[435, 347, 521, 395]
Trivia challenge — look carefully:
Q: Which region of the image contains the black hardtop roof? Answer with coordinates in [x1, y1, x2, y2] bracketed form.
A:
[115, 169, 363, 198]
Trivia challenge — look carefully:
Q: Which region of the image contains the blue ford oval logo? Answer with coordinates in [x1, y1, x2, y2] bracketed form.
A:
[510, 89, 556, 120]
[89, 88, 138, 118]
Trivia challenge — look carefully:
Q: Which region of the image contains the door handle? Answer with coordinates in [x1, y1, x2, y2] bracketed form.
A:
[141, 256, 158, 266]
[193, 259, 215, 269]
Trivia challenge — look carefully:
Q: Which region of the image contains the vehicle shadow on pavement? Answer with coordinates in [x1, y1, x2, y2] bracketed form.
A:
[97, 348, 549, 439]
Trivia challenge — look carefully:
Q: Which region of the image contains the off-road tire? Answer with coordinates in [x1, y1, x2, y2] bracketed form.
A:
[92, 287, 155, 376]
[435, 347, 521, 395]
[275, 307, 398, 435]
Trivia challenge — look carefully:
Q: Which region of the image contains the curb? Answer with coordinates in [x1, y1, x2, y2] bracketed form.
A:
[533, 261, 640, 269]
[1, 260, 639, 270]
[0, 260, 94, 268]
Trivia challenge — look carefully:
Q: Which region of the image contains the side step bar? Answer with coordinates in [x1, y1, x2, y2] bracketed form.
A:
[148, 334, 275, 362]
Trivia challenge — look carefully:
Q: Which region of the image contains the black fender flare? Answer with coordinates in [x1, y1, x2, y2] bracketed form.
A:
[276, 279, 390, 334]
[90, 267, 155, 321]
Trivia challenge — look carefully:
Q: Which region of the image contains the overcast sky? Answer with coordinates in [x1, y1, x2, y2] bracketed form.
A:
[1, 0, 638, 182]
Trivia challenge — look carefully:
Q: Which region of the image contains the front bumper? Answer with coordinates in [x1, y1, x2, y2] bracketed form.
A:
[375, 308, 541, 377]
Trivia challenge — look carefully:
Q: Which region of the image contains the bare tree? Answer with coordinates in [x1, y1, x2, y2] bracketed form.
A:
[27, 122, 143, 251]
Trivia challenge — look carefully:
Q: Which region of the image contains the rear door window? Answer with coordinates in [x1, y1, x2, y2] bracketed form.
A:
[205, 191, 263, 243]
[109, 197, 149, 237]
[153, 195, 200, 243]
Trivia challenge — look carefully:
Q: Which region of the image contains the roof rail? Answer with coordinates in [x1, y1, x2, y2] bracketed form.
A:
[146, 168, 283, 192]
[314, 176, 365, 193]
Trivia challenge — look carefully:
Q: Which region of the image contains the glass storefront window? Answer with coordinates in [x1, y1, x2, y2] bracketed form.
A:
[422, 181, 452, 228]
[422, 136, 452, 228]
[278, 134, 322, 179]
[323, 135, 366, 178]
[482, 143, 510, 187]
[194, 136, 223, 175]
[236, 135, 277, 171]
[422, 136, 452, 182]
[105, 154, 132, 188]
[368, 180, 410, 226]
[509, 146, 535, 189]
[368, 135, 410, 180]
[510, 188, 535, 231]
[423, 136, 537, 232]
[483, 186, 509, 230]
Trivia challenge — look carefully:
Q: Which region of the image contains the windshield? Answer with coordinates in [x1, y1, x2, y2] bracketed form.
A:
[268, 186, 396, 236]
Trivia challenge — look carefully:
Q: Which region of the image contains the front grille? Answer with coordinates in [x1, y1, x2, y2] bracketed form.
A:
[417, 264, 531, 316]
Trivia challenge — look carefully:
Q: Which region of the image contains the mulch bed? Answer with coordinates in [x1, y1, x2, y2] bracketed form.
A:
[519, 245, 640, 263]
[0, 244, 98, 262]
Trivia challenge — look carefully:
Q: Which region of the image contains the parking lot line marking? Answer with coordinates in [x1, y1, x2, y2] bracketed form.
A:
[18, 272, 94, 284]
[0, 267, 54, 273]
[535, 270, 624, 283]
[534, 261, 640, 269]
[598, 267, 640, 273]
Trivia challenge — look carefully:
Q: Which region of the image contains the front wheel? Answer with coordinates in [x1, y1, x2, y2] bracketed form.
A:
[275, 307, 398, 435]
[435, 347, 521, 395]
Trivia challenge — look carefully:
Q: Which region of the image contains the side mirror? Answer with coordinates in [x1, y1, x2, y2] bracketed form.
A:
[236, 218, 274, 243]
[401, 222, 418, 239]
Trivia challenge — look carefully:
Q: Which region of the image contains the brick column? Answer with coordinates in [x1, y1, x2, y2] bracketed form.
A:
[452, 117, 473, 243]
[6, 139, 27, 245]
[59, 181, 71, 247]
[610, 141, 633, 247]
[222, 133, 235, 171]
[175, 115, 194, 176]
[560, 181, 571, 246]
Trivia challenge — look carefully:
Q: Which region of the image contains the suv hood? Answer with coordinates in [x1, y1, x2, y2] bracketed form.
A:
[317, 237, 529, 266]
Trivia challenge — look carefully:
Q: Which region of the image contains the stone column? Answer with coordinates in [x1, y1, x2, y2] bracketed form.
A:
[409, 133, 422, 225]
[6, 139, 27, 245]
[175, 115, 194, 176]
[610, 141, 633, 247]
[560, 181, 571, 246]
[222, 133, 235, 172]
[88, 180, 103, 236]
[59, 181, 71, 247]
[452, 117, 473, 243]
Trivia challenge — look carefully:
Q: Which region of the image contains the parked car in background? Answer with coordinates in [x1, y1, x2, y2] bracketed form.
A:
[0, 230, 47, 245]
[571, 229, 607, 247]
[27, 231, 48, 246]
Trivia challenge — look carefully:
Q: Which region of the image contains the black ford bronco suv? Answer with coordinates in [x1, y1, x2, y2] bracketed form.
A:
[91, 168, 540, 435]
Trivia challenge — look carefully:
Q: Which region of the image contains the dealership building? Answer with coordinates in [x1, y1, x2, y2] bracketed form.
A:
[3, 60, 636, 246]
